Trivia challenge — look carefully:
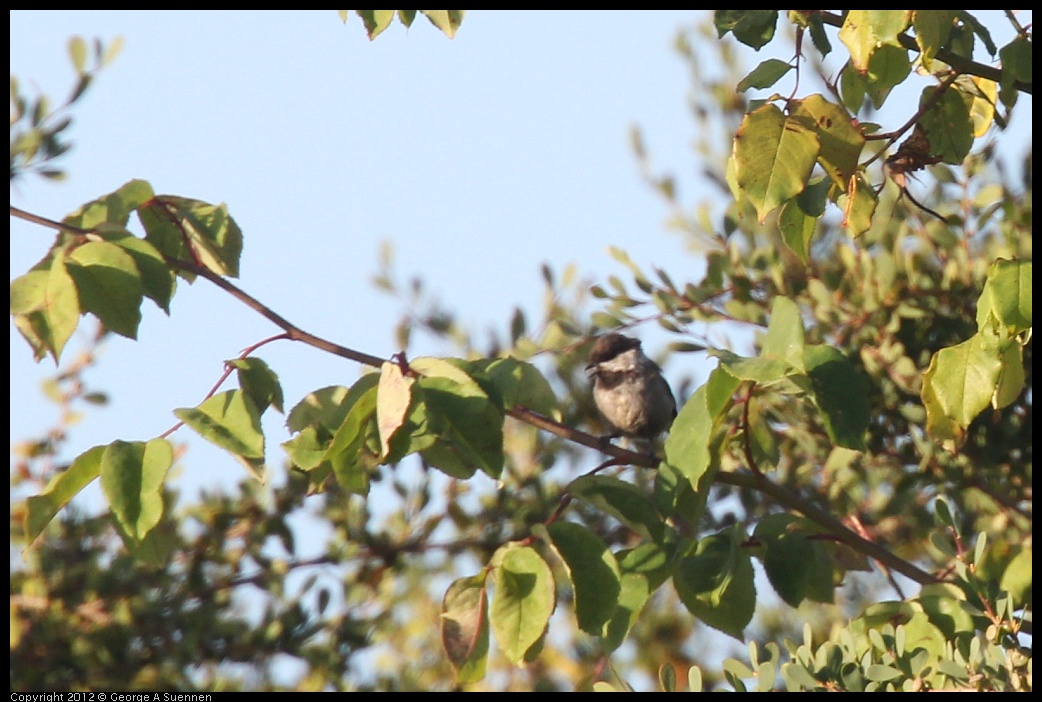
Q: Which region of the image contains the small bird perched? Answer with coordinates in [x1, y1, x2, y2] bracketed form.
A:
[586, 332, 677, 442]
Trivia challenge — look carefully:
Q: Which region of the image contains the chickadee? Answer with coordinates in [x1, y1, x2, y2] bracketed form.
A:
[586, 333, 677, 441]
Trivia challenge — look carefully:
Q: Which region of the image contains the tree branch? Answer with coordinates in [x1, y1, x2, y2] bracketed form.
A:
[816, 10, 1032, 95]
[9, 204, 981, 620]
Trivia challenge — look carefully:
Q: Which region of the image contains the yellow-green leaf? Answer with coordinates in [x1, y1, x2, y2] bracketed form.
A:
[43, 250, 81, 361]
[490, 545, 555, 666]
[67, 240, 143, 339]
[733, 104, 819, 222]
[25, 445, 104, 546]
[100, 439, 173, 542]
[922, 333, 1003, 446]
[838, 10, 911, 72]
[174, 390, 265, 460]
[421, 10, 465, 39]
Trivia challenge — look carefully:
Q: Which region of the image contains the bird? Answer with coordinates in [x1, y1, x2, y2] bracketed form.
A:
[585, 332, 677, 443]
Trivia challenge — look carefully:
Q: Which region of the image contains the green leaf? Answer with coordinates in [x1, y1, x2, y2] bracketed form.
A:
[838, 10, 911, 72]
[991, 336, 1026, 411]
[99, 439, 173, 542]
[567, 475, 666, 543]
[753, 514, 831, 608]
[976, 259, 1031, 334]
[323, 385, 379, 494]
[733, 104, 820, 222]
[791, 94, 865, 189]
[66, 241, 143, 339]
[63, 178, 155, 229]
[917, 584, 976, 639]
[412, 357, 504, 479]
[600, 542, 675, 651]
[919, 86, 974, 165]
[998, 36, 1031, 108]
[281, 425, 328, 471]
[674, 526, 756, 640]
[839, 61, 867, 112]
[120, 509, 177, 567]
[37, 250, 81, 362]
[737, 59, 792, 92]
[139, 196, 242, 278]
[798, 170, 833, 217]
[714, 10, 778, 50]
[805, 345, 870, 451]
[10, 269, 48, 315]
[11, 313, 48, 362]
[601, 571, 652, 653]
[963, 76, 997, 138]
[377, 361, 414, 460]
[545, 521, 622, 634]
[999, 546, 1032, 607]
[479, 357, 561, 419]
[779, 198, 816, 261]
[659, 662, 677, 692]
[837, 175, 877, 237]
[397, 10, 417, 27]
[420, 10, 465, 39]
[490, 545, 555, 666]
[229, 357, 284, 414]
[283, 382, 379, 487]
[913, 10, 956, 65]
[864, 44, 911, 108]
[865, 664, 902, 683]
[25, 445, 104, 545]
[174, 389, 265, 460]
[355, 9, 395, 40]
[713, 351, 797, 383]
[441, 574, 490, 684]
[287, 382, 365, 434]
[664, 367, 740, 497]
[762, 296, 805, 371]
[922, 333, 1003, 446]
[956, 11, 996, 55]
[102, 232, 175, 313]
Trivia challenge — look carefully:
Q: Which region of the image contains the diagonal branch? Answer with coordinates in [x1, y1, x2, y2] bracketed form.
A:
[12, 204, 1002, 628]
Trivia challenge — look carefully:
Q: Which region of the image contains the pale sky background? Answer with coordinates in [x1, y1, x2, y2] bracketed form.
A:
[10, 9, 1032, 689]
[11, 10, 718, 497]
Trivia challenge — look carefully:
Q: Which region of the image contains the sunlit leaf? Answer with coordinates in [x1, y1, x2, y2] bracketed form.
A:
[174, 390, 265, 460]
[490, 545, 555, 666]
[66, 240, 143, 339]
[734, 104, 820, 222]
[100, 439, 173, 542]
